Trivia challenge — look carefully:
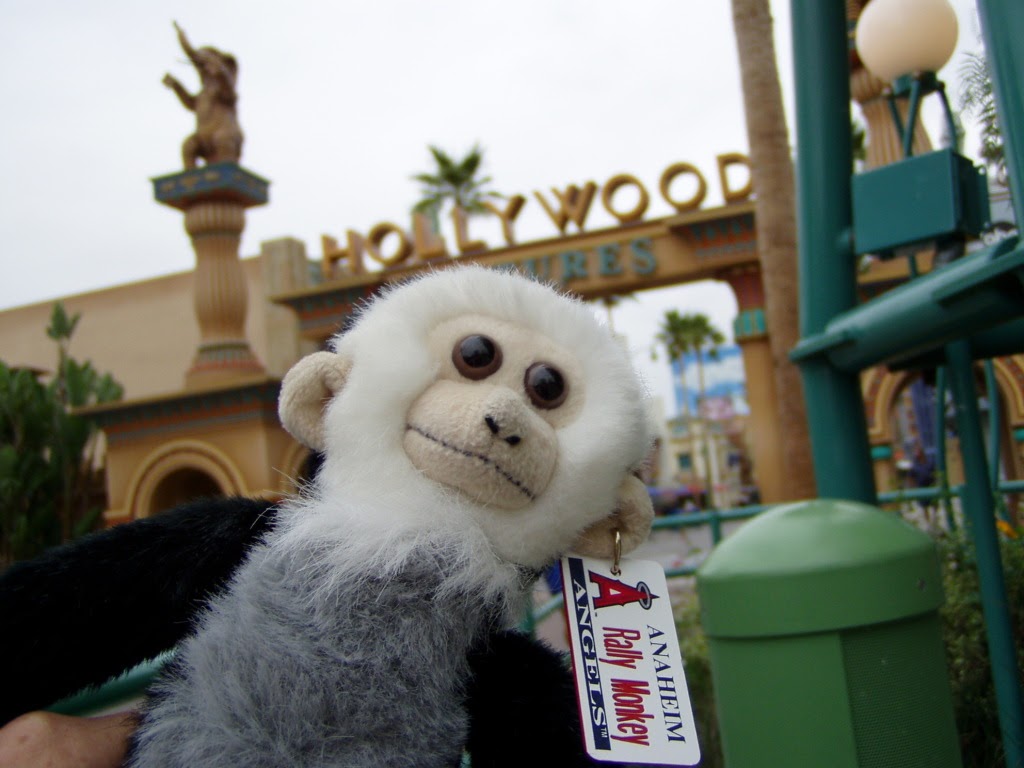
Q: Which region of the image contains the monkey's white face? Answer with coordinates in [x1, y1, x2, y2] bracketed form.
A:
[404, 315, 584, 510]
[278, 267, 655, 569]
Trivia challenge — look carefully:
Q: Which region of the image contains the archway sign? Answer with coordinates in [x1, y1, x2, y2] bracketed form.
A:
[272, 154, 788, 504]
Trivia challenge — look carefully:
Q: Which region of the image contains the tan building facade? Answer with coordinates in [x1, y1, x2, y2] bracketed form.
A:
[1, 235, 317, 523]
[0, 241, 310, 402]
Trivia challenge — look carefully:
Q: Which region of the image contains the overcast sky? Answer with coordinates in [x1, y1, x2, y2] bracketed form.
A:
[0, 0, 985, 413]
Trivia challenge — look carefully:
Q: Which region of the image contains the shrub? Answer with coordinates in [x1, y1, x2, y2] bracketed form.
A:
[0, 304, 122, 567]
[937, 527, 1024, 767]
[674, 583, 724, 768]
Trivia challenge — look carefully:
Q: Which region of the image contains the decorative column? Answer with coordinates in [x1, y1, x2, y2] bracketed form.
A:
[721, 266, 787, 504]
[152, 162, 269, 388]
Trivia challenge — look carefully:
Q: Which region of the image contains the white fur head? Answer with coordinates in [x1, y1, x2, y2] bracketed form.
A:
[279, 266, 654, 570]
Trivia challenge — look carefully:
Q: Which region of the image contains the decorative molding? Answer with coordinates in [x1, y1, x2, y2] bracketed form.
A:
[870, 444, 893, 460]
[152, 162, 269, 210]
[280, 285, 378, 339]
[733, 308, 767, 341]
[93, 380, 281, 446]
[670, 210, 757, 259]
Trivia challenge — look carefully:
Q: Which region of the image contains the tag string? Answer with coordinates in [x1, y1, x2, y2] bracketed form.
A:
[611, 528, 622, 575]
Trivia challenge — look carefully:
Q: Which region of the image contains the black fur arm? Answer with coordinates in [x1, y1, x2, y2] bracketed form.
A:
[466, 630, 627, 768]
[0, 496, 276, 725]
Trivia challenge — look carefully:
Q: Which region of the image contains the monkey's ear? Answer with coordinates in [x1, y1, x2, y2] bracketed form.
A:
[279, 351, 352, 451]
[571, 474, 654, 559]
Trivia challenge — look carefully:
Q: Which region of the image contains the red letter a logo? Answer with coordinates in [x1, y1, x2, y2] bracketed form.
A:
[588, 571, 658, 610]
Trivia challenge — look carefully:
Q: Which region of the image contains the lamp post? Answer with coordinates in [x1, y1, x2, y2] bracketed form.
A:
[849, 2, 1024, 765]
[855, 0, 958, 82]
[856, 0, 959, 160]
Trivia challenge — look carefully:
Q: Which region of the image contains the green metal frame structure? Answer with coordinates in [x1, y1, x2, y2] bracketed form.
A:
[790, 1, 1024, 763]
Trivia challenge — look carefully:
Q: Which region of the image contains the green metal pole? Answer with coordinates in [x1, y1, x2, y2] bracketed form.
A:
[945, 340, 1024, 767]
[889, 317, 1024, 370]
[903, 77, 924, 158]
[934, 368, 957, 531]
[936, 85, 960, 153]
[970, 6, 1024, 758]
[791, 0, 875, 503]
[887, 98, 906, 148]
[983, 360, 1006, 514]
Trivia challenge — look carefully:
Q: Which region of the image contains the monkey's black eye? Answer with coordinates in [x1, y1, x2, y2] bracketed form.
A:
[453, 335, 502, 380]
[525, 363, 567, 409]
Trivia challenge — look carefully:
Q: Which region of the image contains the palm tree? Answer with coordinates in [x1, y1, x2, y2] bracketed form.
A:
[655, 311, 726, 507]
[959, 51, 1005, 184]
[730, 0, 817, 500]
[411, 144, 501, 229]
[655, 310, 725, 416]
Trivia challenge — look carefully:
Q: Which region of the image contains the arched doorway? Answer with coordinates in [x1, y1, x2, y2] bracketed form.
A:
[126, 439, 247, 520]
[876, 362, 1023, 525]
[148, 468, 224, 515]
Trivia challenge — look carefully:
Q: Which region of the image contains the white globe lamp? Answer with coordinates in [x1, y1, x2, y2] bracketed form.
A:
[855, 0, 959, 81]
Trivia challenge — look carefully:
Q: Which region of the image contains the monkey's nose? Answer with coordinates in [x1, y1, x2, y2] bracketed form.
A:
[484, 415, 522, 446]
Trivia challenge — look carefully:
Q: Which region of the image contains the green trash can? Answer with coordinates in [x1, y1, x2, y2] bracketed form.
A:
[696, 499, 961, 768]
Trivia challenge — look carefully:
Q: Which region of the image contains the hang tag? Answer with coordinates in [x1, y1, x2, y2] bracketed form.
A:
[560, 555, 701, 766]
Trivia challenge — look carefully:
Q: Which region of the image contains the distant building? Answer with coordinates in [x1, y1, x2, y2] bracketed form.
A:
[670, 345, 749, 419]
[652, 346, 754, 509]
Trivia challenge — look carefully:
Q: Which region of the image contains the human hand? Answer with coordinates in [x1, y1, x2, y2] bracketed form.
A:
[0, 711, 137, 768]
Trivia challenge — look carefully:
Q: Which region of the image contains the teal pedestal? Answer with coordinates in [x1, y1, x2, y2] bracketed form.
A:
[152, 162, 269, 210]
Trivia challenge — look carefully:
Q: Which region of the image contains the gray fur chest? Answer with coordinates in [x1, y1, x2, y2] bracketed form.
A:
[129, 538, 514, 768]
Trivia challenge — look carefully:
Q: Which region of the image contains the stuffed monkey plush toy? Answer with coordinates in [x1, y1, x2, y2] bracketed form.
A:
[0, 267, 655, 767]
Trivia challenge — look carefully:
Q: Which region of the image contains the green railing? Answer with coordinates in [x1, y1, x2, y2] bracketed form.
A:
[525, 476, 1023, 633]
[880, 480, 1024, 510]
[525, 504, 770, 630]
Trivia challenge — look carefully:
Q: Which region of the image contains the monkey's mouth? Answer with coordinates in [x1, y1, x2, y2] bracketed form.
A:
[405, 424, 536, 502]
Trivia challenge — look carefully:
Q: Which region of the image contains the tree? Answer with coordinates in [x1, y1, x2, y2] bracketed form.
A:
[655, 311, 726, 506]
[411, 144, 501, 229]
[730, 0, 817, 500]
[958, 51, 1005, 184]
[852, 116, 868, 171]
[655, 310, 726, 417]
[0, 304, 122, 567]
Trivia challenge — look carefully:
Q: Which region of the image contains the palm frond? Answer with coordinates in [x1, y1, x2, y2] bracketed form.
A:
[411, 144, 502, 217]
[956, 50, 1005, 179]
[458, 146, 483, 177]
[429, 146, 458, 176]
